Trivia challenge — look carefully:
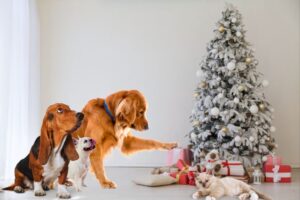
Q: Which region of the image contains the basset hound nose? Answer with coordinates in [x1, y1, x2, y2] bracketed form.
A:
[76, 112, 84, 120]
[144, 124, 149, 130]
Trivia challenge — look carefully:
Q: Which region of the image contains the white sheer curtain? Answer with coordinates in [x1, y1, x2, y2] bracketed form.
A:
[0, 0, 40, 180]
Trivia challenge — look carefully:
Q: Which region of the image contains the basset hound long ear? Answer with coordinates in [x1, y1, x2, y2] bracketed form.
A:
[116, 97, 137, 125]
[38, 113, 54, 165]
[63, 135, 79, 161]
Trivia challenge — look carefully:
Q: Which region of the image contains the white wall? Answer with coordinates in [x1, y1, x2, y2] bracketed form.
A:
[38, 0, 300, 167]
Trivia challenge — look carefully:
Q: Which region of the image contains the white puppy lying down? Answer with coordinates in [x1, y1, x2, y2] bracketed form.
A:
[67, 137, 96, 191]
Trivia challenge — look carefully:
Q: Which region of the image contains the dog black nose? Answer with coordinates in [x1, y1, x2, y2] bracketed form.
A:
[76, 112, 84, 120]
[144, 124, 149, 130]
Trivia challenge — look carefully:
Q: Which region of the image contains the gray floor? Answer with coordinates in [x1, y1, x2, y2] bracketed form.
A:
[0, 167, 299, 200]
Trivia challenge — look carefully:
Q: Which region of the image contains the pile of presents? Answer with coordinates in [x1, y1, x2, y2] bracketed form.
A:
[152, 147, 292, 186]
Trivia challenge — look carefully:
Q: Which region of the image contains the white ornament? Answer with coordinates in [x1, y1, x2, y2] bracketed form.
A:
[235, 136, 241, 142]
[262, 80, 269, 87]
[270, 126, 276, 132]
[262, 156, 268, 162]
[227, 61, 236, 70]
[210, 107, 220, 116]
[250, 105, 259, 114]
[249, 136, 255, 142]
[231, 17, 237, 23]
[233, 97, 239, 103]
[217, 93, 224, 98]
[233, 148, 239, 154]
[236, 31, 242, 37]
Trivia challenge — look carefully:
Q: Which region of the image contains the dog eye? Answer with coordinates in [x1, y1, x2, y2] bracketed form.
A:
[206, 180, 208, 182]
[57, 108, 63, 114]
[84, 140, 87, 143]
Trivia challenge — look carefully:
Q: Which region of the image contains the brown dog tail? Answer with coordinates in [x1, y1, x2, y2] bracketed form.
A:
[251, 187, 272, 200]
[2, 183, 16, 191]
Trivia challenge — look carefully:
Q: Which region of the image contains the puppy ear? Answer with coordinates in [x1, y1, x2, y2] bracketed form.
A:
[116, 97, 136, 124]
[38, 114, 53, 165]
[63, 135, 79, 161]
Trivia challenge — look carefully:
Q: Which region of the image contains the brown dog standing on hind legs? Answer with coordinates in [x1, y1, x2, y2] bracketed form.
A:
[73, 90, 178, 189]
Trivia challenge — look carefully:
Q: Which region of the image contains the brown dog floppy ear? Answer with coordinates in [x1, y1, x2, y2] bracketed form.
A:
[116, 97, 137, 125]
[38, 113, 53, 165]
[63, 135, 79, 161]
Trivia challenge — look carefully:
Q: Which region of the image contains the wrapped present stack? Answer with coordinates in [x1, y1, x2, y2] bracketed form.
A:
[263, 154, 292, 183]
[169, 159, 196, 185]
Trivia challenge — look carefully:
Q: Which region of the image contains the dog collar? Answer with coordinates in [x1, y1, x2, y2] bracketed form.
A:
[104, 100, 115, 123]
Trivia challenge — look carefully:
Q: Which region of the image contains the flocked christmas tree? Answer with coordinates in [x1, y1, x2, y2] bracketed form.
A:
[189, 5, 277, 168]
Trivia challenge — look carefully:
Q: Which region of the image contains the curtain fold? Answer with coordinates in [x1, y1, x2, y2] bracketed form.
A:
[0, 0, 40, 180]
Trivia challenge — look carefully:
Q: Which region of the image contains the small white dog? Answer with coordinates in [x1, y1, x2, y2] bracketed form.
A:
[67, 137, 96, 191]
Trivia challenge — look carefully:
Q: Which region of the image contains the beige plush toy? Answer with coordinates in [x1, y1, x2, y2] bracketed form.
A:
[204, 149, 222, 176]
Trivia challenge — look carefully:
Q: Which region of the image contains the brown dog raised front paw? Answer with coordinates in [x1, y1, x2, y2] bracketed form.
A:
[163, 142, 178, 150]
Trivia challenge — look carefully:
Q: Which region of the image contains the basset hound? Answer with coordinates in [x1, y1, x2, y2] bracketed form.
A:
[3, 103, 84, 199]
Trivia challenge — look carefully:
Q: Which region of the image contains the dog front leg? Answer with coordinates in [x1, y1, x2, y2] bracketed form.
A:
[31, 167, 46, 197]
[90, 151, 117, 189]
[57, 163, 71, 199]
[121, 134, 177, 154]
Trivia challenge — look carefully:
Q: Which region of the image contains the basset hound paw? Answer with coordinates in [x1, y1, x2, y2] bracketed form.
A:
[101, 180, 117, 189]
[34, 189, 46, 196]
[13, 186, 24, 193]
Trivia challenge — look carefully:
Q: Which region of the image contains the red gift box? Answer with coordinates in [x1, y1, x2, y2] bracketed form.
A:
[167, 148, 193, 166]
[265, 155, 282, 165]
[169, 159, 196, 185]
[169, 171, 195, 185]
[264, 165, 292, 183]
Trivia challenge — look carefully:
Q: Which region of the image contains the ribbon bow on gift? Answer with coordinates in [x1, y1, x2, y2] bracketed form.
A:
[272, 165, 281, 183]
[171, 159, 196, 185]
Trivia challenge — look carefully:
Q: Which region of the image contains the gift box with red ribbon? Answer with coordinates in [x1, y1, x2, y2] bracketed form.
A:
[264, 164, 292, 183]
[169, 159, 196, 185]
[167, 148, 193, 166]
[219, 160, 245, 176]
[265, 155, 282, 166]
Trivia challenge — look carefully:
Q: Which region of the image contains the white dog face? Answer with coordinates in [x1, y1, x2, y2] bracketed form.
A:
[73, 137, 96, 152]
